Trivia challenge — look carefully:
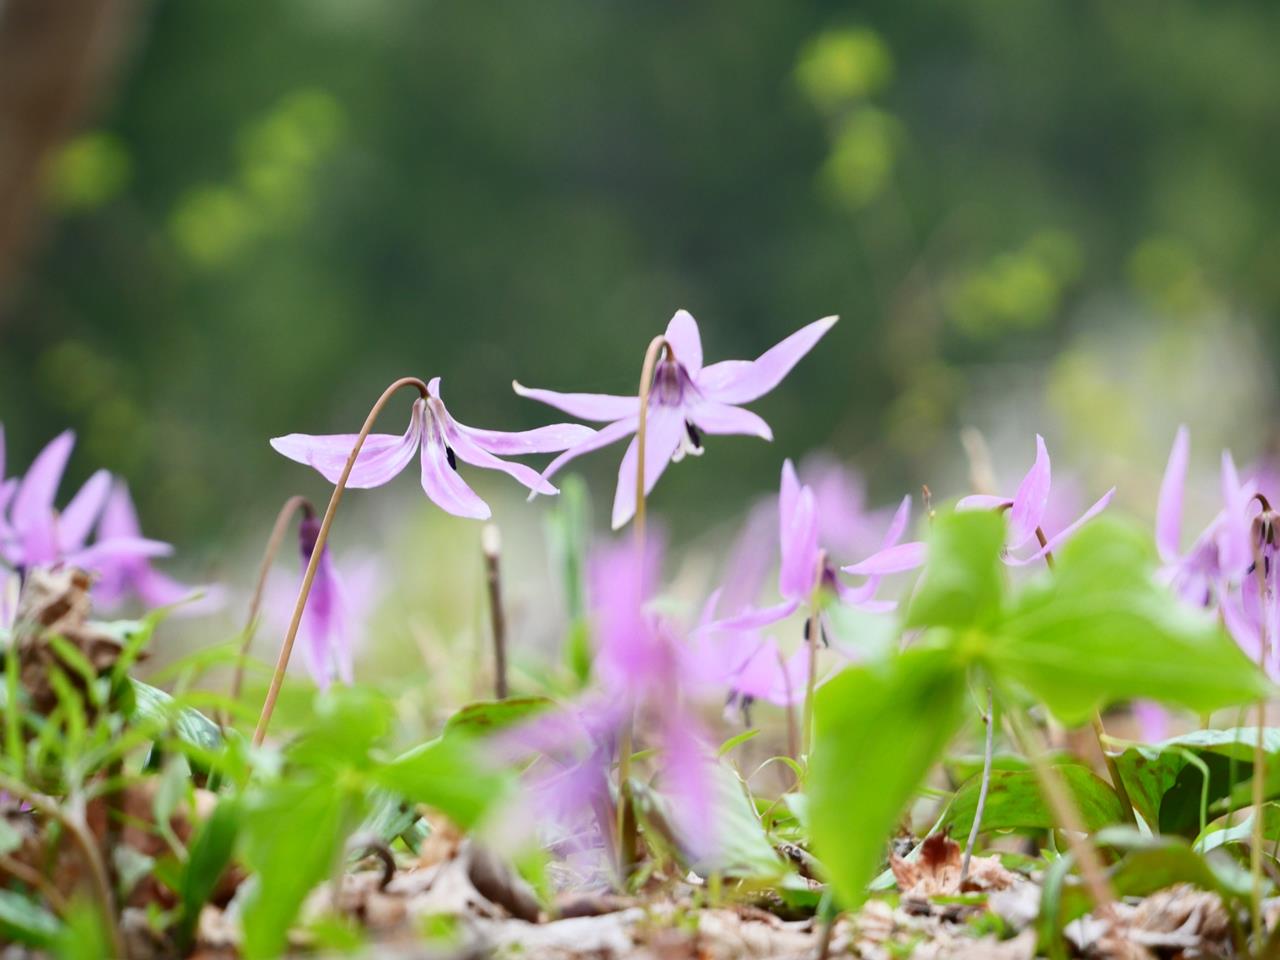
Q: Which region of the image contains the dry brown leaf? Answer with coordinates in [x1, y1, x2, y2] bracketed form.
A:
[890, 831, 1018, 897]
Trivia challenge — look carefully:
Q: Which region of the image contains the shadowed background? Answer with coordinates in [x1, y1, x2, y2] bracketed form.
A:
[1, 1, 1277, 628]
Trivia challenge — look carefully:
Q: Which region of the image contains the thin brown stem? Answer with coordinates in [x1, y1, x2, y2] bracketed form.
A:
[1004, 708, 1116, 925]
[253, 376, 429, 746]
[0, 853, 68, 914]
[802, 550, 827, 760]
[482, 524, 508, 700]
[632, 334, 672, 547]
[225, 494, 314, 728]
[961, 687, 995, 882]
[0, 776, 122, 956]
[1250, 526, 1271, 946]
[1035, 525, 1137, 826]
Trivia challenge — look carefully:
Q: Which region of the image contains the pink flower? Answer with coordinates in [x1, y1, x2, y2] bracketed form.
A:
[271, 377, 594, 520]
[515, 310, 837, 528]
[956, 434, 1115, 566]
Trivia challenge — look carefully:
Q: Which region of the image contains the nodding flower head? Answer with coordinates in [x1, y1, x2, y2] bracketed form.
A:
[271, 377, 595, 521]
[515, 310, 837, 528]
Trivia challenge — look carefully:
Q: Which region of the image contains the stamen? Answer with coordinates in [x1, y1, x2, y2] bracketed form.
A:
[446, 446, 458, 471]
[686, 422, 703, 450]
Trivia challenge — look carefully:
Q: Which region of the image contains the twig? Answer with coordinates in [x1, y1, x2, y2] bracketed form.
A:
[482, 524, 508, 700]
[0, 853, 69, 914]
[961, 687, 995, 882]
[225, 495, 314, 728]
[254, 377, 430, 746]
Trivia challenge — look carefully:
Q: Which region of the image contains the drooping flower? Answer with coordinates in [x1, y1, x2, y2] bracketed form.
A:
[0, 430, 170, 575]
[712, 460, 911, 634]
[93, 481, 224, 615]
[271, 377, 595, 521]
[514, 310, 837, 528]
[293, 514, 354, 689]
[956, 434, 1115, 566]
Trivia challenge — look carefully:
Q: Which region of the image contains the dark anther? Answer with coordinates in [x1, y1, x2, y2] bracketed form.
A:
[803, 618, 830, 648]
[685, 421, 703, 450]
[740, 695, 755, 727]
[446, 446, 458, 471]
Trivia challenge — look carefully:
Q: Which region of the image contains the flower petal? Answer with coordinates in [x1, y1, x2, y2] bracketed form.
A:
[59, 469, 112, 553]
[512, 380, 638, 422]
[1005, 487, 1115, 566]
[419, 419, 492, 520]
[462, 422, 597, 455]
[957, 494, 1012, 511]
[710, 598, 801, 632]
[12, 431, 74, 561]
[779, 484, 820, 600]
[536, 415, 638, 483]
[1156, 426, 1189, 564]
[1008, 435, 1051, 550]
[610, 406, 685, 529]
[880, 494, 912, 548]
[696, 315, 837, 405]
[1217, 450, 1252, 579]
[436, 400, 558, 496]
[66, 536, 174, 569]
[270, 402, 422, 488]
[664, 310, 703, 376]
[843, 541, 927, 576]
[687, 401, 772, 440]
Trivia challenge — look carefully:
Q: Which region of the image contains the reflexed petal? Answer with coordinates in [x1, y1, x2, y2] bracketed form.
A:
[536, 415, 638, 484]
[687, 401, 772, 440]
[270, 401, 422, 488]
[67, 536, 174, 569]
[1008, 435, 1051, 550]
[462, 422, 597, 455]
[419, 430, 491, 520]
[881, 494, 912, 548]
[779, 459, 801, 533]
[512, 380, 638, 422]
[610, 406, 684, 529]
[1218, 451, 1252, 578]
[0, 478, 17, 537]
[1156, 426, 1189, 564]
[1005, 487, 1115, 566]
[843, 541, 927, 576]
[779, 486, 820, 600]
[957, 494, 1011, 511]
[696, 315, 837, 405]
[834, 576, 897, 613]
[438, 402, 558, 496]
[664, 310, 703, 375]
[97, 481, 142, 540]
[711, 598, 801, 632]
[59, 469, 112, 552]
[12, 430, 74, 522]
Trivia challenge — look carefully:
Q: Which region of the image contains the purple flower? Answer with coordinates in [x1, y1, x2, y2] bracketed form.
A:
[293, 514, 353, 689]
[271, 377, 595, 520]
[93, 481, 224, 615]
[713, 460, 910, 633]
[515, 310, 837, 528]
[956, 434, 1115, 566]
[0, 430, 169, 574]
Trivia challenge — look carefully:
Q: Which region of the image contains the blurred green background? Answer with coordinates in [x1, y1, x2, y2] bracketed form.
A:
[3, 0, 1279, 555]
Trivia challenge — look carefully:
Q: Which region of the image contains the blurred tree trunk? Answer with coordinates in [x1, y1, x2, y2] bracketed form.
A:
[0, 0, 139, 307]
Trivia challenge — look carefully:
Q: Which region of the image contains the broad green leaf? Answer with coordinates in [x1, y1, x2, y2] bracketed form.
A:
[941, 765, 1125, 837]
[0, 889, 62, 947]
[905, 510, 1005, 631]
[374, 735, 510, 830]
[129, 680, 224, 754]
[1196, 803, 1280, 855]
[809, 646, 967, 908]
[442, 696, 555, 739]
[995, 520, 1271, 725]
[176, 796, 240, 951]
[240, 777, 362, 960]
[286, 685, 393, 772]
[1110, 727, 1280, 835]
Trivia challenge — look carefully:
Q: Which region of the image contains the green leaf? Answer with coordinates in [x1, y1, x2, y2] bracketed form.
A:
[0, 889, 62, 948]
[1110, 727, 1280, 835]
[442, 696, 555, 739]
[995, 519, 1272, 726]
[905, 510, 1005, 631]
[940, 765, 1125, 837]
[809, 646, 967, 908]
[176, 796, 240, 951]
[656, 760, 785, 877]
[240, 778, 361, 960]
[129, 680, 224, 754]
[374, 735, 510, 830]
[285, 685, 393, 772]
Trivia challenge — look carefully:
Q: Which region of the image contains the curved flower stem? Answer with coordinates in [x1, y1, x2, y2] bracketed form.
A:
[1250, 526, 1271, 946]
[961, 687, 995, 883]
[224, 494, 315, 728]
[1035, 526, 1137, 827]
[1003, 706, 1117, 925]
[614, 334, 673, 886]
[0, 775, 121, 957]
[253, 376, 429, 746]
